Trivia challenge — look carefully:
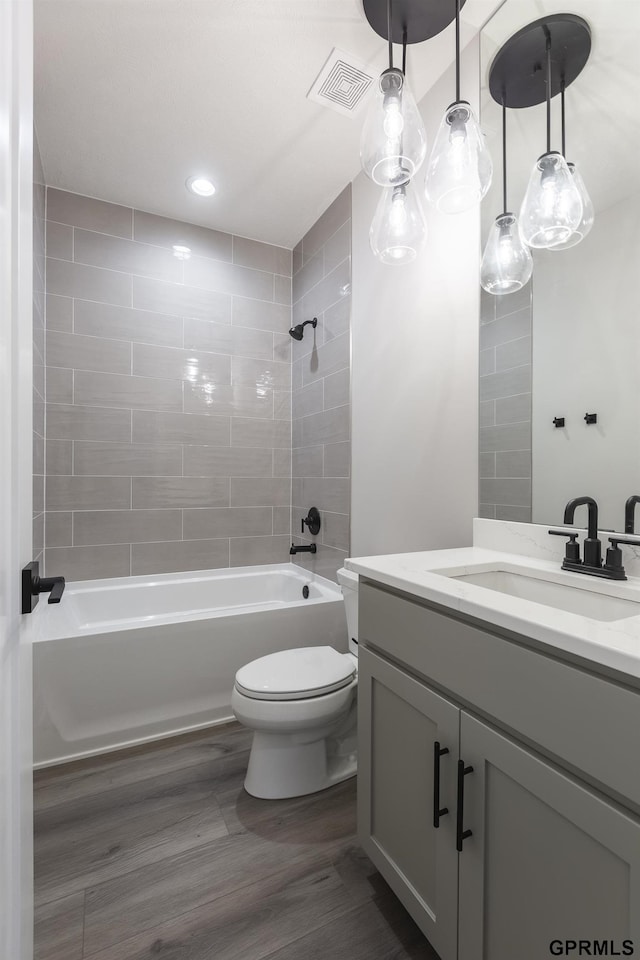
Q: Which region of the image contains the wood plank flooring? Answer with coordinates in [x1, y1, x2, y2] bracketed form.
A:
[34, 722, 438, 960]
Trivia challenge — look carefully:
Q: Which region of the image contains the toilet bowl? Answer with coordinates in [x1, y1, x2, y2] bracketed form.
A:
[231, 567, 359, 799]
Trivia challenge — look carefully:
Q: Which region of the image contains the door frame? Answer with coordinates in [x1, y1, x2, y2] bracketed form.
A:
[0, 0, 35, 957]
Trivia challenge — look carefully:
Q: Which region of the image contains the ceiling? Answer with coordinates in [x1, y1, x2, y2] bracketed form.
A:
[481, 0, 640, 234]
[34, 0, 501, 248]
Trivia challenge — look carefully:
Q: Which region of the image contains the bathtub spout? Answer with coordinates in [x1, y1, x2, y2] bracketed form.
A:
[290, 543, 317, 555]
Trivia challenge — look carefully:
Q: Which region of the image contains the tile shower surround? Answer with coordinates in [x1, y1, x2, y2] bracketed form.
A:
[478, 284, 532, 522]
[44, 188, 295, 580]
[289, 186, 352, 582]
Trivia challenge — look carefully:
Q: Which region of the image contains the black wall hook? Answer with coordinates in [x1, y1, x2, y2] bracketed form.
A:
[584, 413, 597, 425]
[553, 417, 565, 428]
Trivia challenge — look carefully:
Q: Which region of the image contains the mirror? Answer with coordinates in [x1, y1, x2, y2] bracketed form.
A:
[479, 0, 640, 532]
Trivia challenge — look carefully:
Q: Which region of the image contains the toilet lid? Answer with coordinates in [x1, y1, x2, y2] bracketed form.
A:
[235, 646, 356, 701]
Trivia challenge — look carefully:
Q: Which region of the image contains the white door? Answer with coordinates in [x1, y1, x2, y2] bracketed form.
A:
[0, 0, 35, 958]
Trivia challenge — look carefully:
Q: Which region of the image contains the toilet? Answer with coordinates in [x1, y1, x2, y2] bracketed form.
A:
[231, 567, 359, 799]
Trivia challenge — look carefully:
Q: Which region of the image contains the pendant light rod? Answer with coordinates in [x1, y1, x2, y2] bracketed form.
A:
[545, 27, 552, 153]
[387, 0, 393, 69]
[402, 27, 407, 75]
[455, 0, 461, 102]
[561, 76, 566, 156]
[502, 97, 508, 214]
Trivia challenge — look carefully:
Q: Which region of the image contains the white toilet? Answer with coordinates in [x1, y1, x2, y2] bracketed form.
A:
[231, 567, 359, 799]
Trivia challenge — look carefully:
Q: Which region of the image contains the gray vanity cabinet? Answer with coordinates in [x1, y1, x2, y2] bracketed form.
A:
[357, 648, 459, 960]
[358, 581, 640, 960]
[458, 713, 640, 960]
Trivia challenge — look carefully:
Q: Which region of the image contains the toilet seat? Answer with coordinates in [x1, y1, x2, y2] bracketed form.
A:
[235, 646, 355, 701]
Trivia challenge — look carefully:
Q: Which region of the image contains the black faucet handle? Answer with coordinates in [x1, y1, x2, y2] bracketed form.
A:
[548, 529, 581, 564]
[608, 536, 640, 550]
[21, 561, 66, 613]
[40, 576, 65, 603]
[603, 536, 639, 580]
[301, 507, 321, 537]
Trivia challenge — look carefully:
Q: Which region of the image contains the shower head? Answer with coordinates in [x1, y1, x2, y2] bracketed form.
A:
[288, 317, 318, 341]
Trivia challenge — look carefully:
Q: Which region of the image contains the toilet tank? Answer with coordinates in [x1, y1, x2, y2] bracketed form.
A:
[337, 567, 358, 656]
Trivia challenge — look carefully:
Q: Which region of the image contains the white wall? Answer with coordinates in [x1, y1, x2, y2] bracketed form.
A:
[532, 193, 640, 532]
[351, 42, 481, 557]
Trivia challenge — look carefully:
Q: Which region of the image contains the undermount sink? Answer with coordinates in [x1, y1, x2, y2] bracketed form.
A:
[442, 568, 640, 622]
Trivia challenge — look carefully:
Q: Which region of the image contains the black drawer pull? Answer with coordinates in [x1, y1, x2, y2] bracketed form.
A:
[433, 741, 450, 828]
[456, 759, 474, 852]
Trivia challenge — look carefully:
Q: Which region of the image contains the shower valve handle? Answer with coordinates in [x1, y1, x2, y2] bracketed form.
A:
[21, 560, 66, 614]
[301, 507, 321, 537]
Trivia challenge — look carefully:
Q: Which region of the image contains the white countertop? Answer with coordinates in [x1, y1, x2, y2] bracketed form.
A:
[345, 519, 640, 682]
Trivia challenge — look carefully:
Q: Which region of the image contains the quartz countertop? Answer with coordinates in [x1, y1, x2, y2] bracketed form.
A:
[345, 519, 640, 683]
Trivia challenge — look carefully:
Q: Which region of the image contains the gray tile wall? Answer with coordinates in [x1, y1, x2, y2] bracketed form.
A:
[479, 284, 532, 522]
[290, 186, 351, 582]
[33, 135, 46, 566]
[44, 189, 293, 580]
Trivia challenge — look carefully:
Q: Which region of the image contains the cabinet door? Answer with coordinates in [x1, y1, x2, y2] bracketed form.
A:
[458, 713, 640, 960]
[358, 647, 459, 960]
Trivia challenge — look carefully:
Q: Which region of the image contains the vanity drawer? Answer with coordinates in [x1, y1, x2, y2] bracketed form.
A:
[359, 580, 640, 808]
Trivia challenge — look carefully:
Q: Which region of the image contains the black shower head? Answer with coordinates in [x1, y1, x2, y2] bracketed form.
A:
[288, 317, 317, 341]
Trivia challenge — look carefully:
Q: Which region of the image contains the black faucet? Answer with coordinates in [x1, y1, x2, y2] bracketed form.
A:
[290, 543, 317, 555]
[550, 497, 635, 581]
[625, 496, 640, 534]
[563, 496, 601, 568]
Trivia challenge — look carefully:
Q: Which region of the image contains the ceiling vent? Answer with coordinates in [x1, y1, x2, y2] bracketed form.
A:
[307, 48, 376, 117]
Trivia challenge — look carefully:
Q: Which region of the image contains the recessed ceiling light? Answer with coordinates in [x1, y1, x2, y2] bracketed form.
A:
[172, 244, 192, 260]
[186, 176, 216, 198]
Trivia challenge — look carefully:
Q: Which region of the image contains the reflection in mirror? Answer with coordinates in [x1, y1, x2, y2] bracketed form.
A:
[479, 0, 640, 533]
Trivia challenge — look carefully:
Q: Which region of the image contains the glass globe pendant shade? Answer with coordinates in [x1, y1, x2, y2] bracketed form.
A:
[424, 101, 493, 214]
[519, 151, 583, 249]
[548, 163, 594, 250]
[369, 180, 427, 265]
[360, 68, 427, 187]
[481, 213, 533, 295]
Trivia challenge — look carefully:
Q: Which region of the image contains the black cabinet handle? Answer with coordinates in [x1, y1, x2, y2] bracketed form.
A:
[433, 741, 449, 828]
[456, 759, 474, 852]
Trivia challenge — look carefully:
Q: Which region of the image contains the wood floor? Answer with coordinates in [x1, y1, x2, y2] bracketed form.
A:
[34, 722, 438, 960]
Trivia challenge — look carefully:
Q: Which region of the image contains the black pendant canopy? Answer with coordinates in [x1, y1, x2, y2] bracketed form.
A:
[362, 0, 467, 45]
[488, 14, 591, 108]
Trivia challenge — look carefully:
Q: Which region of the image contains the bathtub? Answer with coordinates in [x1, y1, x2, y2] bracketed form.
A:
[33, 563, 347, 768]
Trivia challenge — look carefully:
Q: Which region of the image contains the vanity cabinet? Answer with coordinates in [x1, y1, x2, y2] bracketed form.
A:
[457, 712, 640, 960]
[358, 581, 640, 960]
[357, 648, 459, 959]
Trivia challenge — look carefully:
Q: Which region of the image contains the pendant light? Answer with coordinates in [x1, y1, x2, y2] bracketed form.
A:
[360, 0, 426, 187]
[548, 80, 594, 251]
[481, 102, 533, 295]
[519, 30, 583, 249]
[424, 0, 492, 214]
[369, 178, 427, 265]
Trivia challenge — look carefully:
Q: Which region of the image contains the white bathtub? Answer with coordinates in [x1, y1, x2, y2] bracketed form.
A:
[33, 563, 347, 767]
